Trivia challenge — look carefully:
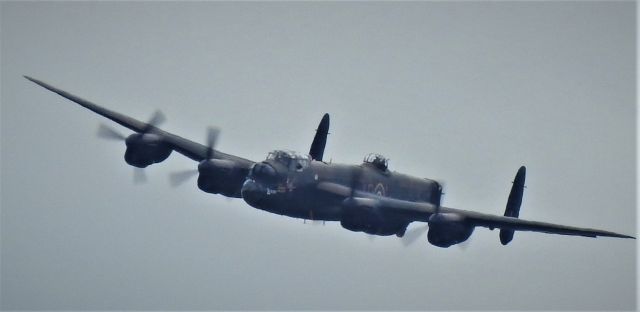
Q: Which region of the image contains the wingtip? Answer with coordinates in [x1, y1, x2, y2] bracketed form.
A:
[24, 75, 44, 87]
[23, 76, 61, 95]
[608, 233, 635, 239]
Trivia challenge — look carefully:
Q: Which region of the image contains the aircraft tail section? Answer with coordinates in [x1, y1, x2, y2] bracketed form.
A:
[309, 113, 330, 161]
[500, 166, 526, 245]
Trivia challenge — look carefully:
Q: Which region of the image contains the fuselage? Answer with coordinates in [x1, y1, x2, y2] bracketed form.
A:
[241, 151, 442, 222]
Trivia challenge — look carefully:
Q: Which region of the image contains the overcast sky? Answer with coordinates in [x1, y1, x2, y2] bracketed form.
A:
[1, 1, 636, 310]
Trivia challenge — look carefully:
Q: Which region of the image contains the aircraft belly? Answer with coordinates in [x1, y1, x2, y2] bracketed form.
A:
[245, 187, 341, 221]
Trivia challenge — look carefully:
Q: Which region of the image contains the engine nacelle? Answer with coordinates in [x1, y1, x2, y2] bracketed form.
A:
[197, 159, 244, 197]
[427, 213, 475, 248]
[124, 133, 172, 168]
[340, 198, 409, 236]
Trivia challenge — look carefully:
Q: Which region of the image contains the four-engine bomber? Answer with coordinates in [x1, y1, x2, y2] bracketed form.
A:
[25, 76, 635, 248]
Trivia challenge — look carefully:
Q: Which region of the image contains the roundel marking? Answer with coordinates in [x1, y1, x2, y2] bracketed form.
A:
[374, 183, 386, 196]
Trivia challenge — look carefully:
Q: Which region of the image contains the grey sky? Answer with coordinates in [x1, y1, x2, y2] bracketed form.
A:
[1, 1, 636, 310]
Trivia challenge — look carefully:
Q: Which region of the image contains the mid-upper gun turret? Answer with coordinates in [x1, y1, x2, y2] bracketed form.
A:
[363, 153, 389, 171]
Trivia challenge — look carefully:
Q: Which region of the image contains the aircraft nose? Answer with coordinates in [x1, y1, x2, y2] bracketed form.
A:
[241, 179, 267, 207]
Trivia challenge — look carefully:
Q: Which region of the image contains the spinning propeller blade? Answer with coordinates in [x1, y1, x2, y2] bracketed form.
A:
[143, 110, 166, 132]
[401, 224, 429, 247]
[169, 169, 199, 187]
[96, 123, 126, 141]
[205, 126, 220, 159]
[169, 127, 221, 187]
[133, 167, 147, 184]
[349, 165, 363, 198]
[458, 238, 471, 251]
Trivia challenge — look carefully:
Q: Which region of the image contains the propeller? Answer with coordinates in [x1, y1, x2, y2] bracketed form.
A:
[401, 224, 429, 247]
[399, 180, 445, 247]
[96, 109, 166, 142]
[133, 167, 147, 184]
[97, 123, 126, 141]
[348, 166, 383, 243]
[458, 238, 471, 251]
[96, 110, 166, 184]
[348, 165, 363, 198]
[169, 127, 220, 187]
[169, 169, 199, 187]
[205, 126, 220, 159]
[142, 110, 166, 133]
[437, 179, 446, 207]
[303, 220, 325, 226]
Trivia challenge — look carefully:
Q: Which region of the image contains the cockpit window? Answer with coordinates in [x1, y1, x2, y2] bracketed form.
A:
[266, 150, 310, 171]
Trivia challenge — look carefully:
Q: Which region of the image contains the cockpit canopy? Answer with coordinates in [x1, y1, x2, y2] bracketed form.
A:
[363, 153, 389, 171]
[266, 150, 311, 171]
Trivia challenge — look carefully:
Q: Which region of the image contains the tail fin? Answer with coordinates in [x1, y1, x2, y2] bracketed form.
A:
[309, 113, 330, 161]
[500, 166, 526, 245]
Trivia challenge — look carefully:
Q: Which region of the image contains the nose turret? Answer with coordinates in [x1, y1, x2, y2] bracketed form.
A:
[249, 162, 279, 185]
[241, 179, 266, 207]
[242, 162, 280, 207]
